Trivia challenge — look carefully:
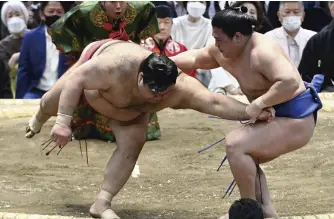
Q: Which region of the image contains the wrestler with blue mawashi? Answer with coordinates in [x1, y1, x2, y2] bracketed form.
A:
[171, 5, 323, 218]
[209, 82, 322, 203]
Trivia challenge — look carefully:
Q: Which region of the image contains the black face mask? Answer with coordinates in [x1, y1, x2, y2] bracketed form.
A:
[44, 15, 61, 27]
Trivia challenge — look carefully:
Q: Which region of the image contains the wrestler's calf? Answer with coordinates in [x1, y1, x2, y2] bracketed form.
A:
[224, 132, 278, 218]
[225, 135, 257, 198]
[90, 118, 147, 218]
[102, 144, 144, 194]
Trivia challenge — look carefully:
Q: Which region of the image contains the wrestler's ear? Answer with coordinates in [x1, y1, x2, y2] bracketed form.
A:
[233, 32, 243, 44]
[138, 72, 145, 83]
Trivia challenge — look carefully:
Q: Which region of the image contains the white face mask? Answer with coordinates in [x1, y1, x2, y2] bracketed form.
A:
[282, 16, 302, 32]
[187, 2, 206, 18]
[7, 17, 26, 34]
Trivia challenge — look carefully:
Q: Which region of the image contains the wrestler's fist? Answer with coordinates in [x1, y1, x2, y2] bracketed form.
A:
[246, 103, 262, 122]
[50, 123, 72, 147]
[257, 107, 276, 122]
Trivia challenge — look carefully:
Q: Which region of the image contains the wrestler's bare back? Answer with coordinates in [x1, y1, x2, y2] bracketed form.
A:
[211, 32, 306, 102]
[68, 40, 179, 122]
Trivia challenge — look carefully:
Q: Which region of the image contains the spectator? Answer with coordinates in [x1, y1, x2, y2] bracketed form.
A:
[50, 1, 159, 61]
[265, 1, 316, 67]
[268, 1, 332, 32]
[0, 1, 29, 98]
[0, 1, 10, 40]
[171, 1, 212, 50]
[142, 5, 196, 78]
[231, 1, 273, 34]
[23, 1, 41, 29]
[16, 1, 71, 99]
[298, 1, 334, 92]
[170, 1, 213, 87]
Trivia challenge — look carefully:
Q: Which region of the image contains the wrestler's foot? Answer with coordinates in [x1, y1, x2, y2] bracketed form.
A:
[25, 115, 42, 138]
[89, 199, 120, 219]
[262, 205, 279, 218]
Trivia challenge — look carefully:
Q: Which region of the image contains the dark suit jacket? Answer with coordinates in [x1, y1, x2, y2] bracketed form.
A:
[16, 25, 70, 99]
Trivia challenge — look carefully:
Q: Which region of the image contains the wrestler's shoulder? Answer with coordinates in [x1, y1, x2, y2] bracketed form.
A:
[206, 44, 221, 59]
[175, 73, 200, 89]
[250, 37, 280, 67]
[252, 35, 279, 55]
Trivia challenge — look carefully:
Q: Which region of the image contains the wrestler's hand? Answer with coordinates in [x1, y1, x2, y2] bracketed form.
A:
[257, 107, 276, 122]
[50, 123, 72, 148]
[246, 104, 262, 123]
[246, 98, 271, 123]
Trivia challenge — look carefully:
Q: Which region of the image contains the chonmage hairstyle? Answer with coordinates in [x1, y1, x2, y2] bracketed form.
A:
[212, 6, 258, 38]
[140, 53, 178, 93]
[229, 198, 264, 219]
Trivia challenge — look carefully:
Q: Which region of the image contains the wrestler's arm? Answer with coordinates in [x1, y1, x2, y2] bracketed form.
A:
[57, 56, 110, 117]
[168, 74, 250, 121]
[254, 46, 300, 107]
[170, 45, 221, 72]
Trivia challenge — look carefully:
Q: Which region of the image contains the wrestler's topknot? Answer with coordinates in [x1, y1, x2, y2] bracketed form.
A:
[212, 6, 258, 38]
[140, 53, 178, 93]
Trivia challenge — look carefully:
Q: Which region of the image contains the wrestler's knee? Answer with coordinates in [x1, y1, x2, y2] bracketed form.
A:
[117, 130, 146, 159]
[225, 131, 244, 156]
[40, 93, 48, 108]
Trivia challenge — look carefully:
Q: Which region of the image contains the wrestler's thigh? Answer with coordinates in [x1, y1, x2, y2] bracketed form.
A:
[109, 113, 150, 153]
[225, 115, 315, 161]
